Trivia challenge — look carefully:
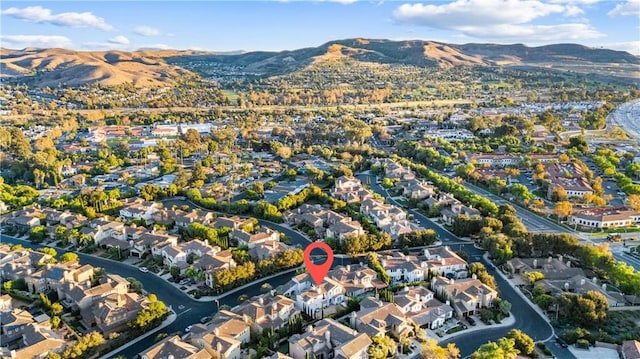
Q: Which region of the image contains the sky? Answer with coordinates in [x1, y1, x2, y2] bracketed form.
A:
[1, 0, 639, 55]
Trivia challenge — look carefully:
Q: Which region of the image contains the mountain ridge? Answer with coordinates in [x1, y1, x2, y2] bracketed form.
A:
[1, 38, 638, 87]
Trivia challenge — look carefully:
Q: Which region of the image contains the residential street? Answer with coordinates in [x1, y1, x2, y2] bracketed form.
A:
[2, 187, 572, 358]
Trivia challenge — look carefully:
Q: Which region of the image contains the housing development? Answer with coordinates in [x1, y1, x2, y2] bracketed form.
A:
[1, 2, 640, 359]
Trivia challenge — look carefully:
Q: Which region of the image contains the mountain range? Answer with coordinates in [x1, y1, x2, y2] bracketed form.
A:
[1, 38, 638, 87]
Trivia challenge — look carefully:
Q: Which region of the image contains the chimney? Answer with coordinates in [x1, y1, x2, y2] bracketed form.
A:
[602, 283, 607, 290]
[214, 328, 219, 336]
[258, 297, 264, 305]
[533, 259, 538, 269]
[566, 261, 571, 268]
[324, 329, 331, 343]
[446, 300, 450, 306]
[306, 325, 313, 333]
[592, 277, 597, 284]
[346, 265, 351, 272]
[216, 343, 222, 353]
[472, 273, 477, 280]
[558, 255, 563, 263]
[580, 278, 585, 286]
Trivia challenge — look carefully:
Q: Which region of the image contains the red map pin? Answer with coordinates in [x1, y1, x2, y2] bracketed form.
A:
[303, 242, 334, 286]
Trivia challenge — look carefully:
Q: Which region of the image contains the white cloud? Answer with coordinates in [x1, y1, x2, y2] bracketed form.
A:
[393, 0, 566, 27]
[392, 0, 605, 41]
[1, 34, 73, 48]
[465, 23, 605, 41]
[549, 0, 600, 4]
[600, 41, 640, 55]
[1, 6, 113, 31]
[563, 4, 584, 16]
[134, 25, 161, 37]
[108, 35, 130, 45]
[608, 0, 640, 16]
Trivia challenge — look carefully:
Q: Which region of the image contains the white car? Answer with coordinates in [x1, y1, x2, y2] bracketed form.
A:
[185, 325, 193, 333]
[139, 267, 149, 273]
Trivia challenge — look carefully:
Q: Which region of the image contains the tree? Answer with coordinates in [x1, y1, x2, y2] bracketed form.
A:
[628, 194, 640, 211]
[421, 338, 460, 359]
[549, 186, 568, 201]
[368, 334, 397, 359]
[60, 252, 79, 263]
[50, 302, 63, 316]
[127, 277, 143, 293]
[554, 201, 572, 222]
[522, 271, 544, 284]
[507, 330, 535, 356]
[50, 316, 61, 329]
[472, 338, 519, 359]
[39, 247, 58, 257]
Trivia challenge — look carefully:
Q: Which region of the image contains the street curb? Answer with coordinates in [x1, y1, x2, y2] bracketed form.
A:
[483, 253, 556, 343]
[98, 311, 177, 359]
[435, 311, 516, 344]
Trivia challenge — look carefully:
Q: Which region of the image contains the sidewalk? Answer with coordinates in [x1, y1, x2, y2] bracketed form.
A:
[432, 312, 516, 343]
[98, 311, 177, 359]
[198, 265, 305, 302]
[483, 252, 556, 342]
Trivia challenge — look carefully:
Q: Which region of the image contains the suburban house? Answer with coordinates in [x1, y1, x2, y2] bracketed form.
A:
[431, 277, 498, 318]
[188, 310, 249, 359]
[288, 319, 372, 359]
[296, 278, 346, 319]
[248, 240, 291, 261]
[174, 209, 215, 228]
[393, 286, 453, 329]
[327, 264, 387, 297]
[283, 204, 365, 241]
[82, 292, 147, 334]
[349, 297, 416, 339]
[379, 253, 425, 283]
[211, 216, 255, 231]
[1, 296, 35, 344]
[440, 203, 481, 226]
[398, 178, 436, 200]
[230, 227, 280, 248]
[423, 246, 468, 279]
[6, 323, 67, 359]
[129, 230, 179, 257]
[507, 256, 585, 281]
[139, 335, 210, 359]
[160, 240, 219, 271]
[536, 275, 624, 307]
[118, 198, 162, 222]
[235, 293, 300, 333]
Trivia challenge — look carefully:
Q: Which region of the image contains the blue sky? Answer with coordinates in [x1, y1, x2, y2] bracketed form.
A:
[1, 1, 639, 54]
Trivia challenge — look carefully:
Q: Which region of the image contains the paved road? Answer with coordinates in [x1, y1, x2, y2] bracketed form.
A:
[462, 181, 570, 234]
[357, 173, 463, 243]
[609, 98, 640, 141]
[1, 234, 301, 358]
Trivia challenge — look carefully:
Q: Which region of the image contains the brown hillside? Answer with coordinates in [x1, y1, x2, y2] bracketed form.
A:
[0, 48, 195, 87]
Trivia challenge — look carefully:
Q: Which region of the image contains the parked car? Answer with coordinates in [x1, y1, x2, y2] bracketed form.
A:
[139, 267, 149, 273]
[466, 317, 476, 326]
[178, 279, 191, 285]
[555, 337, 568, 348]
[185, 325, 193, 333]
[200, 316, 210, 324]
